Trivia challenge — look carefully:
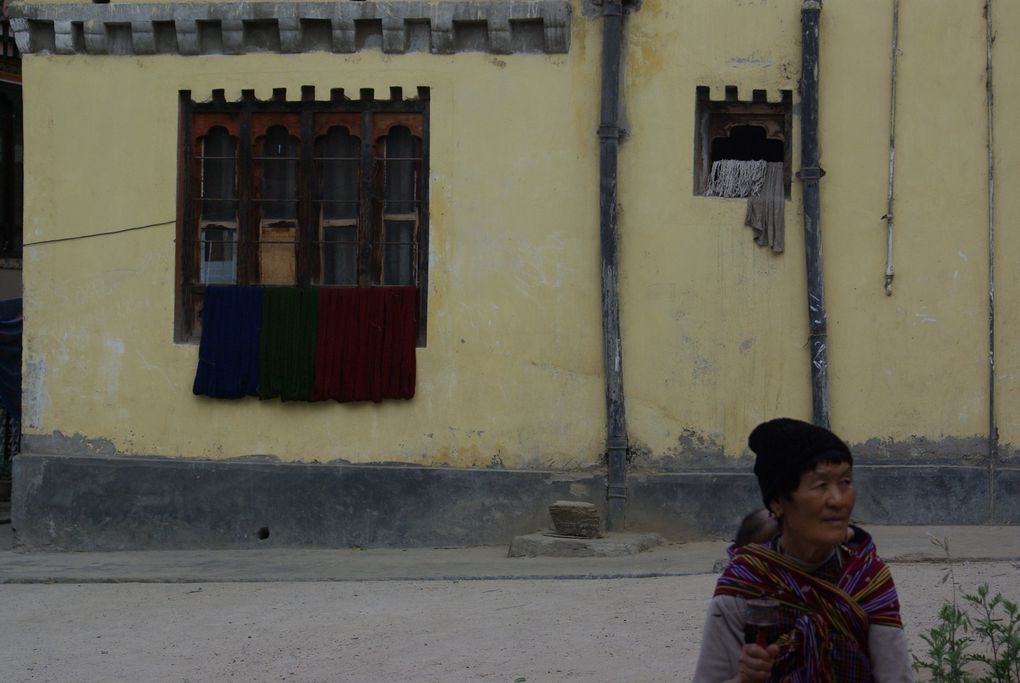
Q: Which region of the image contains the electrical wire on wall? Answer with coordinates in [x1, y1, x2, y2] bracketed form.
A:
[22, 220, 173, 247]
[882, 0, 900, 296]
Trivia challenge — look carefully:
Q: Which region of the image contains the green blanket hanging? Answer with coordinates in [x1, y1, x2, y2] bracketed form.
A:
[259, 287, 320, 401]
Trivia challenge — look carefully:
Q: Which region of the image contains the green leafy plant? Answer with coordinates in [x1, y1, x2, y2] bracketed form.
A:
[914, 601, 977, 683]
[962, 584, 1020, 683]
[912, 536, 1020, 683]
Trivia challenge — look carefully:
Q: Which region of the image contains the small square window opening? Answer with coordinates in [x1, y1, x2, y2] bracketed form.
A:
[693, 86, 793, 199]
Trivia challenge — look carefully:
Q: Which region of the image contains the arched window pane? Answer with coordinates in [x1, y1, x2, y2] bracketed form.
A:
[262, 126, 298, 221]
[199, 127, 236, 285]
[383, 126, 416, 216]
[317, 127, 360, 286]
[382, 126, 417, 286]
[382, 219, 414, 286]
[200, 225, 236, 285]
[322, 225, 358, 286]
[319, 127, 360, 221]
[200, 127, 236, 222]
[258, 126, 298, 284]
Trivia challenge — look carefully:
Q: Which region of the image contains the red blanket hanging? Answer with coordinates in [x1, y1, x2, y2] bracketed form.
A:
[314, 287, 417, 402]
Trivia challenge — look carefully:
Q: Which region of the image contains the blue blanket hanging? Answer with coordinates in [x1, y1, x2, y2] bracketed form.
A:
[193, 287, 263, 399]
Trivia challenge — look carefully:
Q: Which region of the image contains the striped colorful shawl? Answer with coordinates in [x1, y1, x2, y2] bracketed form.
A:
[715, 529, 902, 683]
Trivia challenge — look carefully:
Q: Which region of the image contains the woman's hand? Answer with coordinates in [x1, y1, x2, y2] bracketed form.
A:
[734, 642, 779, 682]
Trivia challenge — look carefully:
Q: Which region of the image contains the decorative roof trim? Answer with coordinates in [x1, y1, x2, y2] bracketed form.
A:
[8, 1, 571, 56]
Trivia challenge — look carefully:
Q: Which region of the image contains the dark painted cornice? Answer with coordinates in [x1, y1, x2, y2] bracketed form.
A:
[8, 1, 571, 56]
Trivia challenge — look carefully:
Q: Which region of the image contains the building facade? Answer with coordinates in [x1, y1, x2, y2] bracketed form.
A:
[8, 0, 1019, 550]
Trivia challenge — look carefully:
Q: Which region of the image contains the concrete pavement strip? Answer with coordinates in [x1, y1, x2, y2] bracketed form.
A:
[0, 526, 1016, 584]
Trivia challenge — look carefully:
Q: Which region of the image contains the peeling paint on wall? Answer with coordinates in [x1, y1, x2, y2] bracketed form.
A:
[22, 356, 46, 430]
[851, 435, 989, 467]
[23, 431, 119, 458]
[102, 337, 125, 396]
[626, 429, 993, 473]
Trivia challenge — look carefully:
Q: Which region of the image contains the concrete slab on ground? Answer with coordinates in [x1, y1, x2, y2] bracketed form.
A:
[4, 561, 1019, 682]
[507, 531, 662, 557]
[0, 525, 1016, 584]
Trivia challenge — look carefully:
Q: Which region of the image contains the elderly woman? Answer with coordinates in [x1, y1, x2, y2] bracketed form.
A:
[692, 418, 914, 683]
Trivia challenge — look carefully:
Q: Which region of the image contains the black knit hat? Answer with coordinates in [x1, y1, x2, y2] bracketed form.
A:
[749, 418, 853, 509]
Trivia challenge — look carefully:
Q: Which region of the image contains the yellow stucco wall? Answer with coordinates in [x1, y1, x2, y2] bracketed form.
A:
[620, 0, 1002, 459]
[19, 0, 1016, 466]
[21, 45, 608, 467]
[992, 0, 1020, 455]
[823, 0, 991, 448]
[621, 0, 809, 460]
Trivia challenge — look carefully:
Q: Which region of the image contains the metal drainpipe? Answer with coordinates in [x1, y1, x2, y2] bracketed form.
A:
[797, 0, 831, 428]
[598, 0, 629, 531]
[984, 0, 997, 521]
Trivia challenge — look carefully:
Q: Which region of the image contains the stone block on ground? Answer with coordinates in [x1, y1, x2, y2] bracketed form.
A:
[548, 500, 601, 538]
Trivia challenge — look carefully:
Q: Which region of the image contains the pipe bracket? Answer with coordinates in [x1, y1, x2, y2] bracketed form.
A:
[606, 436, 628, 451]
[598, 125, 621, 140]
[796, 166, 826, 181]
[606, 484, 627, 500]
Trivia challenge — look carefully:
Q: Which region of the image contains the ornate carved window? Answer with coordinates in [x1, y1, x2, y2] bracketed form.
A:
[176, 87, 429, 345]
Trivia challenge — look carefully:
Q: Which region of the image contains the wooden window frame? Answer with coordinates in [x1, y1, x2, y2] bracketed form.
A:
[175, 87, 430, 346]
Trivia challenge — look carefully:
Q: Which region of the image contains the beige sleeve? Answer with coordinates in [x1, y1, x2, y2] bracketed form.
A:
[691, 595, 745, 683]
[868, 624, 915, 683]
[691, 596, 914, 683]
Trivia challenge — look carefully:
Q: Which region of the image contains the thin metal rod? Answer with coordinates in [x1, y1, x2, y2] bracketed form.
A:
[884, 0, 900, 296]
[985, 0, 998, 521]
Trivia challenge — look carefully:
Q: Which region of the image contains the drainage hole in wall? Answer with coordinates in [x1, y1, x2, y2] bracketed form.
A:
[256, 527, 270, 540]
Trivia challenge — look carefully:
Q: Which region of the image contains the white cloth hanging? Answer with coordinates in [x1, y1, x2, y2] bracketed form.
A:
[705, 159, 767, 198]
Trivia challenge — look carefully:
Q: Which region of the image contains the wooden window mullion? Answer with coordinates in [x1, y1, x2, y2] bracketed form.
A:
[238, 106, 256, 285]
[411, 134, 423, 285]
[358, 109, 374, 287]
[298, 105, 315, 286]
[371, 133, 386, 284]
[175, 91, 194, 341]
[417, 98, 430, 345]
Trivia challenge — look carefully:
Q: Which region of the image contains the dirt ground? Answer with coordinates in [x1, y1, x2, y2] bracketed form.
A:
[2, 560, 1017, 682]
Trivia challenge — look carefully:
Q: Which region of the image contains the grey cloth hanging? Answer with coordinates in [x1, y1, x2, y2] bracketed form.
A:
[744, 161, 785, 253]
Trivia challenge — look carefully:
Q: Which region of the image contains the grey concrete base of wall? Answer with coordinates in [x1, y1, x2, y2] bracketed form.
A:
[626, 465, 1020, 540]
[10, 452, 1019, 551]
[11, 452, 605, 551]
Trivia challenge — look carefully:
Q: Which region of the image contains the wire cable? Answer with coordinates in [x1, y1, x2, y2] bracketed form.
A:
[22, 219, 173, 247]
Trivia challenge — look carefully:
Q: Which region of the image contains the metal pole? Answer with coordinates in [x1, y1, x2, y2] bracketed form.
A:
[599, 0, 629, 531]
[797, 0, 830, 428]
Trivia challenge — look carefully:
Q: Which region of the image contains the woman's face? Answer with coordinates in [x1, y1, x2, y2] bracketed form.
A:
[772, 461, 855, 562]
